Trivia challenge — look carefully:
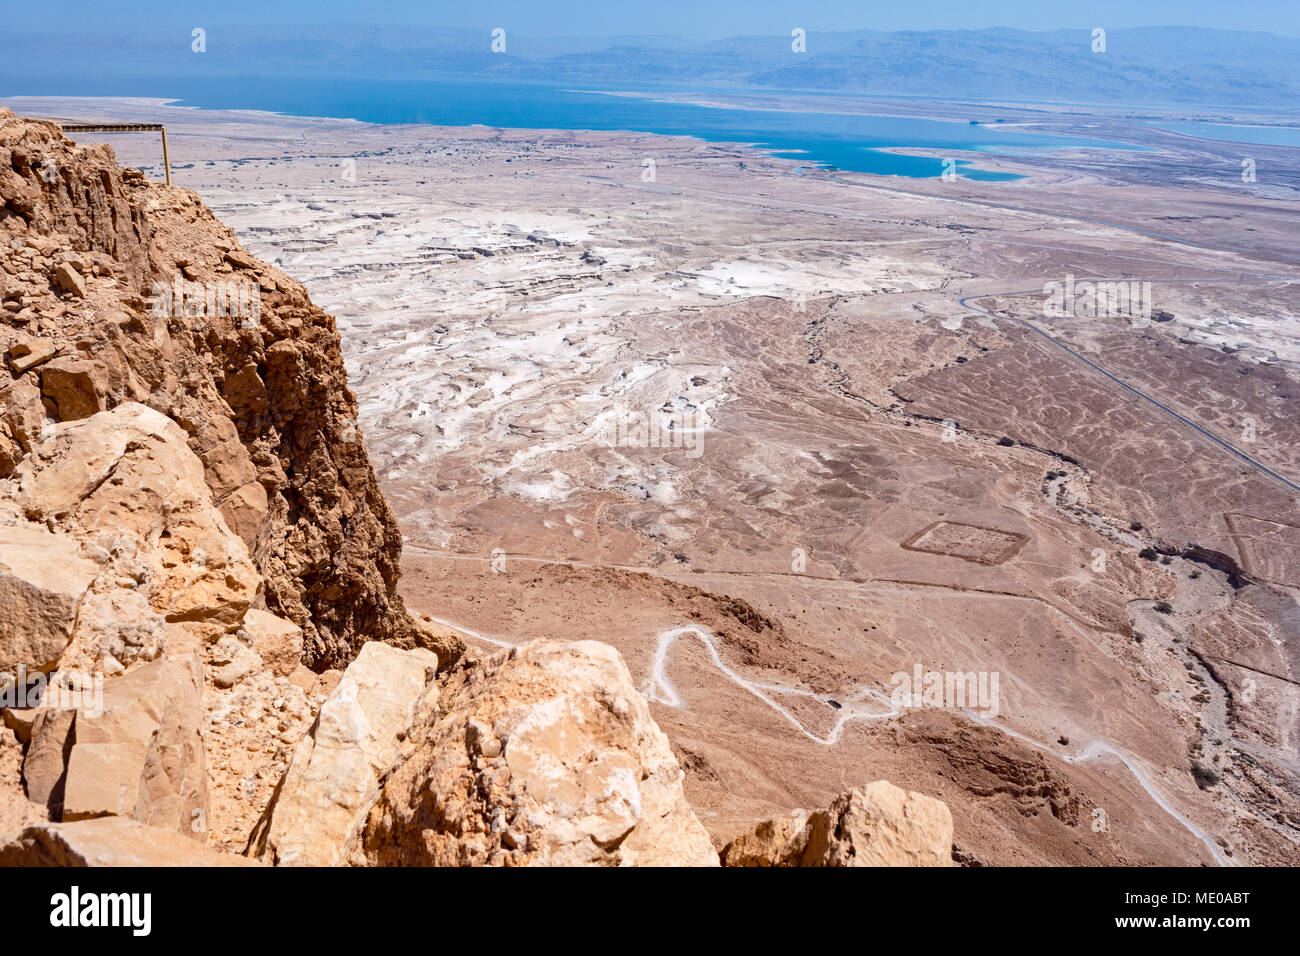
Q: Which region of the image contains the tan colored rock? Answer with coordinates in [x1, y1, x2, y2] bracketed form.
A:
[218, 480, 269, 548]
[50, 262, 86, 298]
[5, 337, 57, 374]
[40, 356, 108, 420]
[71, 588, 165, 667]
[211, 637, 262, 688]
[721, 782, 954, 867]
[200, 437, 259, 500]
[0, 523, 98, 672]
[312, 669, 342, 699]
[249, 642, 439, 865]
[0, 430, 19, 478]
[8, 403, 260, 635]
[2, 704, 39, 744]
[57, 648, 209, 840]
[21, 707, 75, 810]
[239, 608, 302, 678]
[0, 375, 46, 451]
[62, 742, 151, 819]
[719, 810, 810, 867]
[0, 818, 258, 866]
[363, 640, 718, 867]
[287, 664, 317, 694]
[11, 402, 177, 519]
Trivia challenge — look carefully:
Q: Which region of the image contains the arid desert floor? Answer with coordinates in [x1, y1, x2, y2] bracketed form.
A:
[9, 93, 1298, 865]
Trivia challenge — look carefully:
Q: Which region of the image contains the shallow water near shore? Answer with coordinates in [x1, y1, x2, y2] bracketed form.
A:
[9, 74, 1137, 180]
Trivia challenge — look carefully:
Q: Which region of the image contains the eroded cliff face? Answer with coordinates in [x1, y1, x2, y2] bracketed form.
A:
[0, 109, 424, 669]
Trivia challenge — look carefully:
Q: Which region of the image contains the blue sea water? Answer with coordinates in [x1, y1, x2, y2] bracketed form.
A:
[9, 75, 1135, 180]
[1152, 121, 1300, 148]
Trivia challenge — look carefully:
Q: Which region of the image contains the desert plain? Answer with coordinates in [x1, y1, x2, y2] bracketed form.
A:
[6, 92, 1298, 865]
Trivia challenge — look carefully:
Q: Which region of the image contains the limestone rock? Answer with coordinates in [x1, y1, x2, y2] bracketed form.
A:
[238, 608, 302, 678]
[0, 523, 98, 672]
[362, 639, 718, 867]
[52, 647, 209, 840]
[21, 707, 75, 811]
[718, 810, 810, 867]
[218, 480, 269, 549]
[2, 704, 39, 745]
[5, 337, 57, 374]
[0, 818, 257, 866]
[0, 375, 46, 451]
[11, 401, 182, 519]
[40, 356, 108, 420]
[8, 403, 260, 637]
[211, 637, 262, 688]
[249, 642, 439, 865]
[72, 588, 165, 667]
[50, 262, 86, 298]
[721, 781, 954, 867]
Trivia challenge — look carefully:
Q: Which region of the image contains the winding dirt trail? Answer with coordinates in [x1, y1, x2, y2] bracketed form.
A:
[419, 596, 1229, 865]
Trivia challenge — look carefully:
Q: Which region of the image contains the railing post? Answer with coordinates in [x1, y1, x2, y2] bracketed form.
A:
[160, 128, 172, 186]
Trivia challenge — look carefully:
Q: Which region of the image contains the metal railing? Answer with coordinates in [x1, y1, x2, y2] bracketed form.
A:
[56, 123, 172, 185]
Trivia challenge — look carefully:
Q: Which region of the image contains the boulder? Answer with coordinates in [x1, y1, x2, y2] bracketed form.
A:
[721, 781, 954, 867]
[718, 810, 810, 867]
[20, 706, 75, 810]
[238, 608, 302, 678]
[249, 642, 439, 865]
[8, 403, 260, 635]
[49, 647, 209, 840]
[362, 640, 718, 867]
[50, 262, 86, 298]
[40, 356, 108, 420]
[0, 818, 258, 866]
[5, 337, 57, 374]
[210, 637, 262, 688]
[11, 402, 177, 519]
[71, 588, 165, 667]
[0, 375, 46, 451]
[0, 523, 98, 672]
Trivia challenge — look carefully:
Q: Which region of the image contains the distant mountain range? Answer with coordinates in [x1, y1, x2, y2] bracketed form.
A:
[6, 24, 1298, 109]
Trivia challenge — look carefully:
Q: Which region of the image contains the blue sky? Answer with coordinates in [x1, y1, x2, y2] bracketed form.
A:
[13, 0, 1300, 38]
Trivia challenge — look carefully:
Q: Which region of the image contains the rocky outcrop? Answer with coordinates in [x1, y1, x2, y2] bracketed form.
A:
[721, 781, 955, 867]
[60, 647, 208, 837]
[0, 109, 430, 669]
[0, 817, 257, 866]
[237, 609, 303, 679]
[0, 398, 256, 842]
[0, 523, 97, 672]
[362, 640, 718, 867]
[3, 402, 261, 664]
[248, 642, 439, 865]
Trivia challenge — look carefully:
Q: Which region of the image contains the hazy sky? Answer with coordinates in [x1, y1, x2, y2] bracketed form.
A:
[14, 0, 1300, 38]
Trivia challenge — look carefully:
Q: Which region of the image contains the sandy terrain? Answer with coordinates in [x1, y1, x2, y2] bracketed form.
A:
[8, 93, 1298, 865]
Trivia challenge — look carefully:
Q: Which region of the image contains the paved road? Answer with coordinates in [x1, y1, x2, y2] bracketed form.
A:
[959, 292, 1300, 495]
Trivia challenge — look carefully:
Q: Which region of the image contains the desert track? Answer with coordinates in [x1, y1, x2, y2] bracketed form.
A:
[424, 599, 1230, 866]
